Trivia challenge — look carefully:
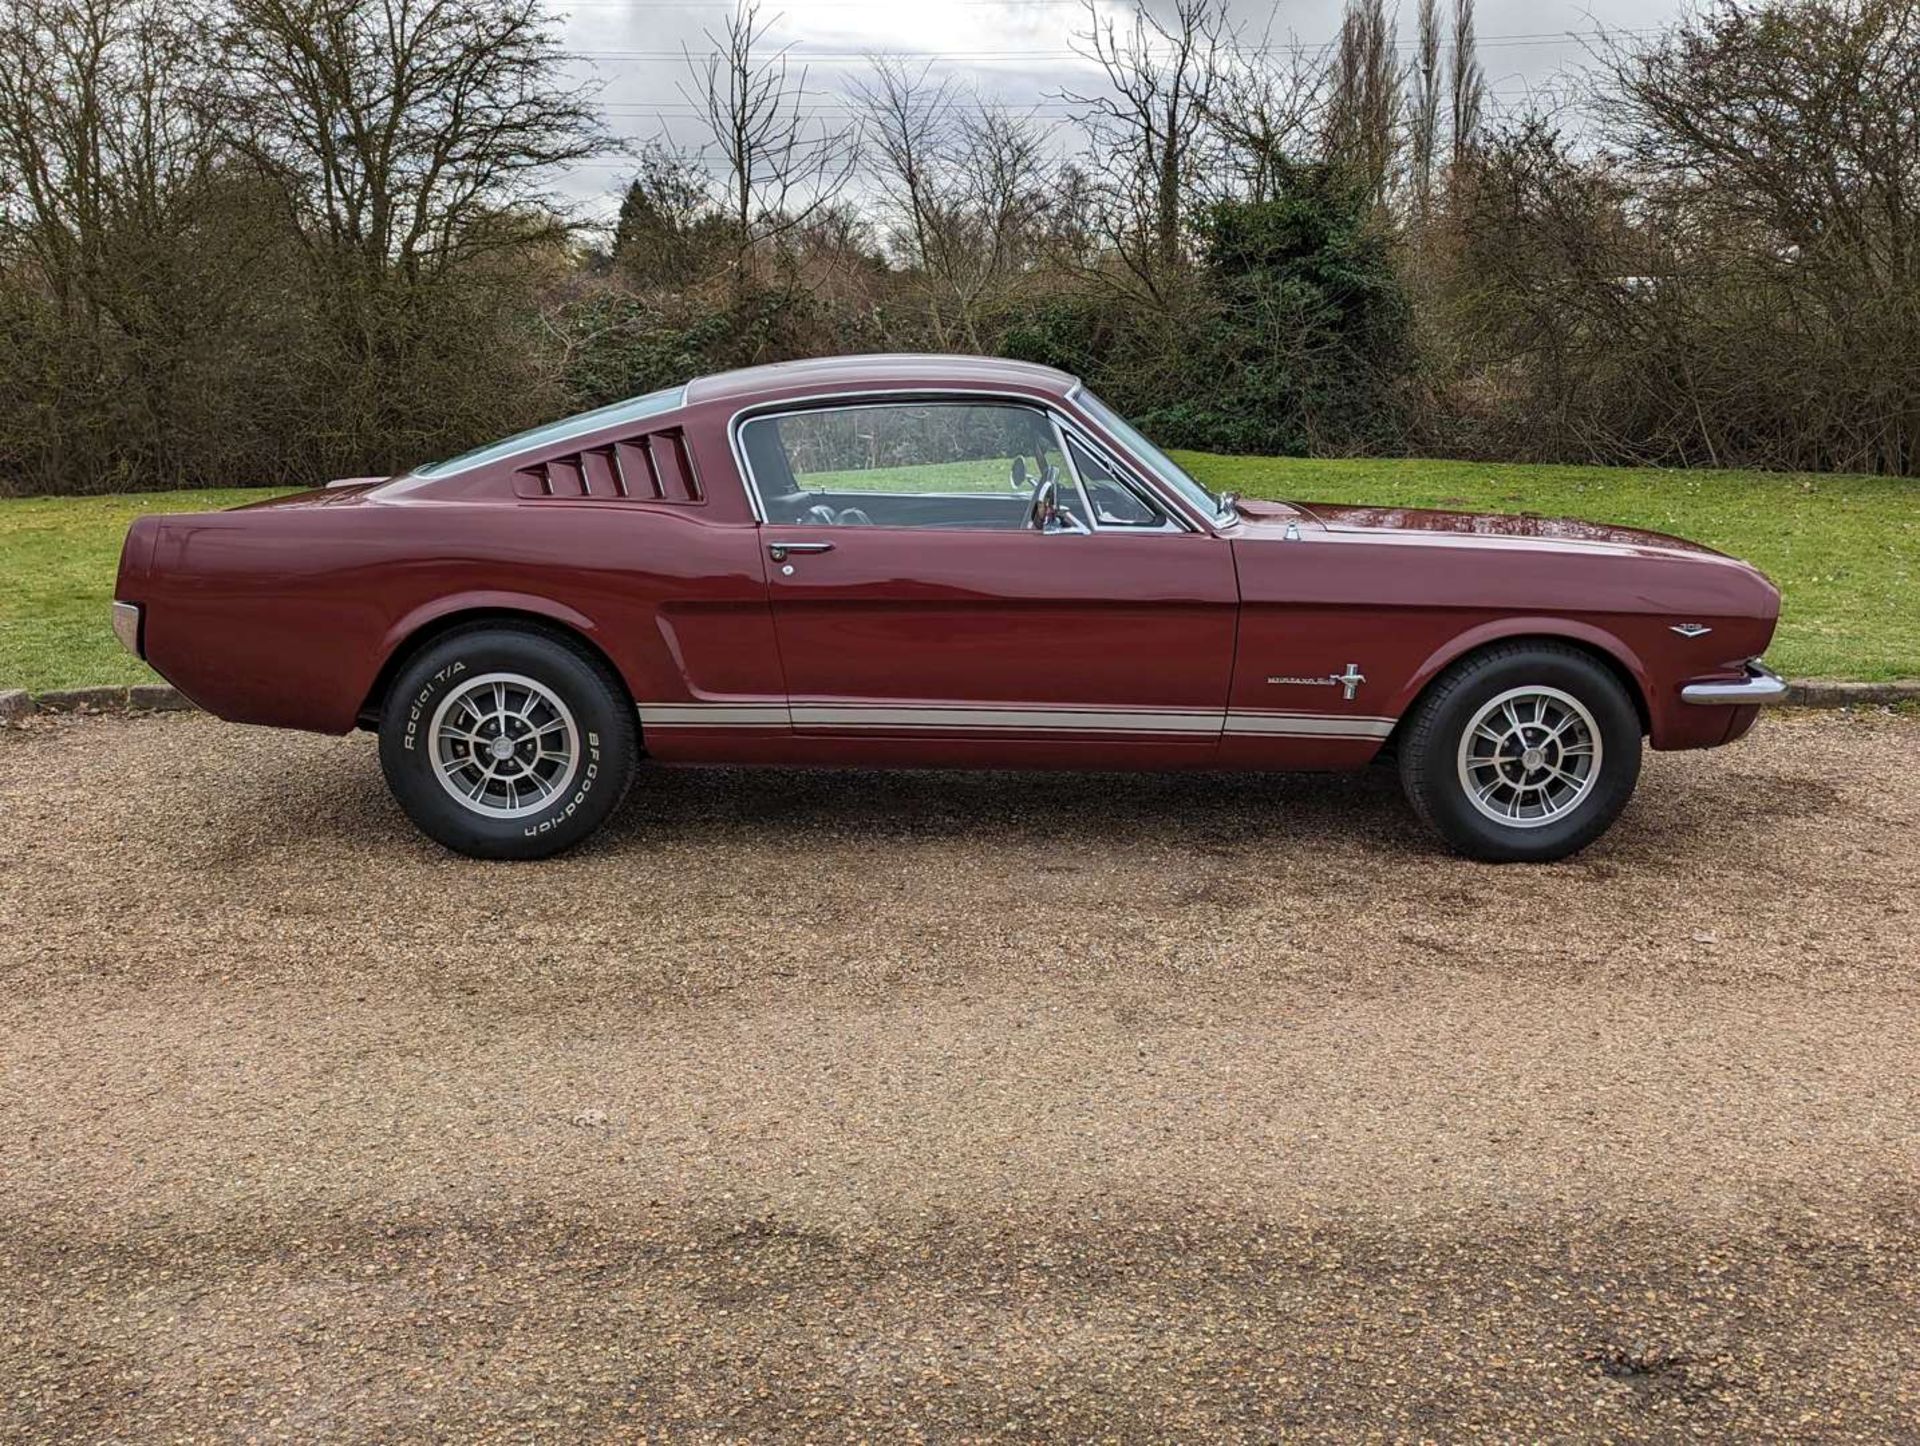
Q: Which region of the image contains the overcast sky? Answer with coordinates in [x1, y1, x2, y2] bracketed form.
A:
[548, 0, 1687, 220]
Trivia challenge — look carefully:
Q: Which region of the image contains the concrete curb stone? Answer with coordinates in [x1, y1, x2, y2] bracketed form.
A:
[33, 685, 130, 712]
[1783, 679, 1920, 708]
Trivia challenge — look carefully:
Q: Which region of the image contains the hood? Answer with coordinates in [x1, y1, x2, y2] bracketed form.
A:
[1285, 500, 1729, 561]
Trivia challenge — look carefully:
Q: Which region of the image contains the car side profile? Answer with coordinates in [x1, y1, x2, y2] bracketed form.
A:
[111, 354, 1786, 862]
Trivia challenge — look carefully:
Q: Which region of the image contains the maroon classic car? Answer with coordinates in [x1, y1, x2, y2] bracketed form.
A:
[111, 354, 1785, 862]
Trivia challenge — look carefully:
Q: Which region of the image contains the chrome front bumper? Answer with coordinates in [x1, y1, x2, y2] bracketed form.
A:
[1681, 660, 1788, 706]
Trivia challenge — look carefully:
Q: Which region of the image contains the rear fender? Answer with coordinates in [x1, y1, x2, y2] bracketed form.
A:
[362, 592, 627, 725]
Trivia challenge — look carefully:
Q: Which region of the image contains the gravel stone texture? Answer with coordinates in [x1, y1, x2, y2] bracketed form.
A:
[1, 709, 1916, 1441]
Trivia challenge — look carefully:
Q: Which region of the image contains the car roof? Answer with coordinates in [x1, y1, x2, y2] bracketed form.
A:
[684, 353, 1079, 405]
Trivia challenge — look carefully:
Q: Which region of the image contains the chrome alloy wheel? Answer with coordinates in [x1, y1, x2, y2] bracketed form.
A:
[429, 671, 581, 819]
[1455, 685, 1603, 829]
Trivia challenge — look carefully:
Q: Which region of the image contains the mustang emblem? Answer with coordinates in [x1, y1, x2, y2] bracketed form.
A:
[1267, 663, 1367, 700]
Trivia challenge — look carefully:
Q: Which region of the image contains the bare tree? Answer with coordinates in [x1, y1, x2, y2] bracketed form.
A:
[1410, 0, 1444, 221]
[1062, 0, 1229, 300]
[0, 0, 270, 490]
[0, 0, 213, 324]
[1205, 30, 1330, 204]
[1594, 0, 1920, 472]
[854, 58, 956, 327]
[682, 1, 857, 288]
[199, 0, 603, 473]
[1450, 0, 1486, 171]
[1326, 0, 1403, 208]
[855, 59, 1053, 349]
[611, 141, 729, 287]
[211, 0, 602, 326]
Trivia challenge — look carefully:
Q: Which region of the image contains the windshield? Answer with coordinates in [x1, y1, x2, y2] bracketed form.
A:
[1073, 389, 1228, 522]
[411, 385, 686, 478]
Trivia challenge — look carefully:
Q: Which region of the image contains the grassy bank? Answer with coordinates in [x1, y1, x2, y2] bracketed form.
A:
[1, 458, 1913, 691]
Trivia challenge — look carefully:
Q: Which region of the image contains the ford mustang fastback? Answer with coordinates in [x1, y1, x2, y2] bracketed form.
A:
[111, 354, 1786, 862]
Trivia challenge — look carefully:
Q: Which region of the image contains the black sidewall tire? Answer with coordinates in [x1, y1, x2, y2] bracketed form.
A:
[1400, 646, 1642, 863]
[378, 627, 637, 860]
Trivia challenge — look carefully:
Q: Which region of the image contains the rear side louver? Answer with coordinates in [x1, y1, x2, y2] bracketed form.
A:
[513, 428, 702, 502]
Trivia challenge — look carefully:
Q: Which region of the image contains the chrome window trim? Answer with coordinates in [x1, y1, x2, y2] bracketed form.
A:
[1052, 423, 1185, 534]
[1039, 411, 1096, 529]
[727, 388, 1205, 534]
[1065, 382, 1236, 530]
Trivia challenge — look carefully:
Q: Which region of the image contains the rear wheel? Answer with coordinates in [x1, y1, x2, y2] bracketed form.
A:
[378, 625, 637, 859]
[1398, 642, 1642, 862]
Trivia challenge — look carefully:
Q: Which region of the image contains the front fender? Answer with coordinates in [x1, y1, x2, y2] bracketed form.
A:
[1391, 617, 1654, 730]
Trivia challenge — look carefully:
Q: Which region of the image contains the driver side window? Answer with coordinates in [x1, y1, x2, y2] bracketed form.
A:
[742, 402, 1088, 530]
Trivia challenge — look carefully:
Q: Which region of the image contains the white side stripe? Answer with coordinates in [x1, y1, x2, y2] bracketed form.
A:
[639, 701, 1397, 740]
[637, 703, 789, 728]
[1222, 713, 1396, 739]
[792, 704, 1221, 734]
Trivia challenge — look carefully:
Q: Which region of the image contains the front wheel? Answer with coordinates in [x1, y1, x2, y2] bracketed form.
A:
[378, 625, 638, 860]
[1397, 642, 1643, 863]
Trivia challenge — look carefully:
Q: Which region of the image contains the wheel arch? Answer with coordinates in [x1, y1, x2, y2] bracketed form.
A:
[1390, 621, 1653, 738]
[357, 599, 637, 730]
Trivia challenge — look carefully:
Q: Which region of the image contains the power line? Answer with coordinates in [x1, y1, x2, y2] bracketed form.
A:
[596, 75, 1546, 111]
[567, 29, 1661, 62]
[562, 0, 1109, 6]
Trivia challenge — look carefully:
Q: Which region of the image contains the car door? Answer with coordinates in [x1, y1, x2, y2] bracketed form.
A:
[740, 397, 1238, 764]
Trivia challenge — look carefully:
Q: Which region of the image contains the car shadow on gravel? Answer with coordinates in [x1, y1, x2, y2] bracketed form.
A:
[199, 731, 1709, 870]
[107, 712, 1750, 871]
[598, 761, 1425, 853]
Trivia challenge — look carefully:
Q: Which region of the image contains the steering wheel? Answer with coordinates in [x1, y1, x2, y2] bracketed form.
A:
[834, 507, 874, 526]
[1010, 456, 1030, 493]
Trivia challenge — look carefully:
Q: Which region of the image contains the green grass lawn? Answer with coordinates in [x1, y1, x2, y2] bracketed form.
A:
[2, 457, 1914, 690]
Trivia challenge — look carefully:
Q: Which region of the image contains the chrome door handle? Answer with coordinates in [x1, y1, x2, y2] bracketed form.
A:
[768, 541, 834, 561]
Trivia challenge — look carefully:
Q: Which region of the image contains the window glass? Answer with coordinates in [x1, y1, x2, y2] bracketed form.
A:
[744, 402, 1088, 530]
[1073, 389, 1226, 522]
[412, 386, 685, 478]
[1065, 437, 1170, 528]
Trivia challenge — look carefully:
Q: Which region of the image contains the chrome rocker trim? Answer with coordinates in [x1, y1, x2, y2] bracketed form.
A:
[1680, 660, 1789, 706]
[638, 701, 1396, 741]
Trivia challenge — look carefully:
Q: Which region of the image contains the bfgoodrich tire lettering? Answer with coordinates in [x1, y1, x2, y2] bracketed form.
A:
[1398, 642, 1642, 863]
[378, 625, 637, 860]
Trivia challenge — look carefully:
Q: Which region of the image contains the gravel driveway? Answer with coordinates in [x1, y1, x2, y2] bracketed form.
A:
[2, 709, 1917, 1441]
